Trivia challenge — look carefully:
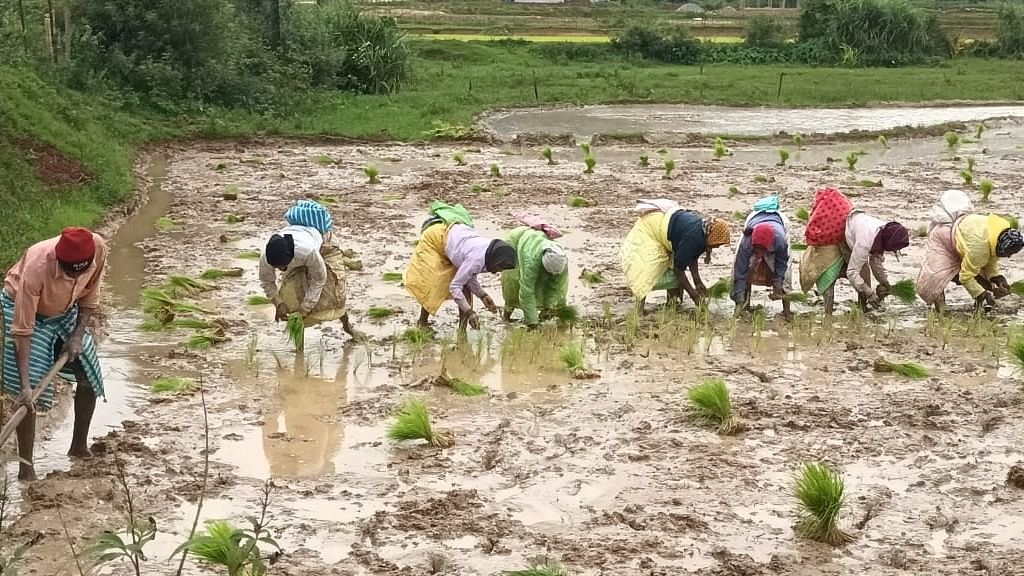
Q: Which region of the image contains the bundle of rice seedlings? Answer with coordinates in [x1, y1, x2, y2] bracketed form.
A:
[368, 306, 396, 320]
[285, 313, 305, 352]
[541, 147, 555, 165]
[186, 332, 228, 351]
[960, 169, 973, 187]
[979, 179, 994, 203]
[795, 207, 810, 222]
[707, 278, 732, 300]
[777, 148, 790, 166]
[453, 152, 466, 166]
[568, 196, 591, 208]
[639, 154, 649, 167]
[225, 213, 242, 224]
[728, 185, 740, 196]
[553, 304, 579, 327]
[237, 250, 261, 260]
[246, 295, 272, 306]
[1002, 214, 1020, 229]
[790, 243, 808, 251]
[878, 134, 889, 149]
[579, 143, 591, 156]
[873, 358, 928, 379]
[490, 163, 502, 178]
[967, 156, 977, 172]
[560, 342, 585, 374]
[382, 272, 404, 282]
[890, 279, 917, 304]
[447, 377, 486, 397]
[845, 152, 859, 171]
[713, 137, 728, 159]
[155, 217, 177, 230]
[782, 292, 809, 303]
[172, 317, 214, 331]
[687, 378, 740, 435]
[1010, 280, 1024, 296]
[1009, 336, 1024, 370]
[387, 399, 453, 448]
[945, 131, 960, 151]
[364, 165, 381, 184]
[140, 318, 168, 332]
[401, 327, 431, 345]
[793, 133, 804, 148]
[503, 562, 570, 576]
[167, 275, 212, 295]
[663, 159, 676, 179]
[199, 268, 244, 280]
[141, 288, 210, 320]
[858, 179, 882, 188]
[794, 462, 854, 545]
[753, 174, 768, 183]
[580, 269, 603, 284]
[150, 377, 196, 395]
[581, 154, 595, 174]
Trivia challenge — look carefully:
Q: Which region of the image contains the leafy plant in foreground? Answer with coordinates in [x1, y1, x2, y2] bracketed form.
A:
[794, 462, 854, 545]
[980, 179, 994, 203]
[583, 155, 596, 174]
[150, 377, 195, 395]
[777, 148, 790, 167]
[663, 159, 676, 179]
[364, 165, 381, 184]
[387, 399, 453, 448]
[890, 279, 917, 304]
[542, 147, 555, 165]
[285, 313, 305, 353]
[687, 378, 740, 434]
[873, 358, 928, 379]
[795, 207, 810, 222]
[174, 515, 279, 576]
[845, 151, 859, 171]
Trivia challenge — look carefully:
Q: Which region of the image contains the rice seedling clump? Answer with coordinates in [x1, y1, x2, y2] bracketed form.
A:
[387, 399, 454, 448]
[247, 295, 272, 306]
[448, 377, 486, 396]
[368, 306, 396, 320]
[503, 562, 570, 576]
[873, 358, 928, 379]
[890, 279, 917, 304]
[707, 278, 732, 300]
[150, 376, 196, 395]
[794, 462, 854, 545]
[285, 313, 305, 352]
[687, 378, 740, 434]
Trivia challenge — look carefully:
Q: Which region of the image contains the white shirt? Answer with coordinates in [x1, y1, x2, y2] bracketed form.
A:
[259, 225, 327, 313]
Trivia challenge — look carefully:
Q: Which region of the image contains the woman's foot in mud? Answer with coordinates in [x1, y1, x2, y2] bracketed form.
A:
[18, 465, 37, 481]
[68, 445, 93, 458]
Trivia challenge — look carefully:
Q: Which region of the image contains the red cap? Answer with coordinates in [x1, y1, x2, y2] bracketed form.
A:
[55, 227, 96, 263]
[751, 223, 775, 250]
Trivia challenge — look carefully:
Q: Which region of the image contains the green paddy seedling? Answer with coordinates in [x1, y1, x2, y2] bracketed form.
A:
[945, 131, 960, 154]
[967, 156, 977, 172]
[368, 306, 396, 320]
[167, 275, 212, 295]
[542, 147, 555, 165]
[713, 137, 728, 160]
[795, 207, 810, 222]
[753, 174, 768, 183]
[583, 155, 596, 174]
[845, 151, 859, 171]
[186, 332, 227, 350]
[313, 155, 334, 165]
[150, 376, 195, 395]
[794, 462, 854, 545]
[1003, 214, 1020, 229]
[155, 217, 177, 230]
[226, 213, 242, 224]
[490, 163, 502, 178]
[777, 148, 790, 167]
[171, 317, 214, 331]
[731, 211, 746, 222]
[976, 123, 986, 139]
[639, 154, 650, 167]
[878, 134, 889, 149]
[569, 196, 591, 208]
[960, 169, 973, 187]
[580, 269, 604, 284]
[791, 243, 808, 251]
[382, 272, 404, 282]
[453, 152, 466, 166]
[246, 295, 271, 306]
[579, 143, 591, 156]
[553, 304, 580, 327]
[200, 267, 243, 280]
[728, 185, 740, 196]
[503, 562, 570, 576]
[663, 159, 676, 179]
[388, 399, 453, 447]
[1010, 280, 1024, 297]
[979, 179, 994, 203]
[914, 225, 928, 238]
[687, 378, 740, 434]
[890, 279, 917, 304]
[793, 133, 804, 148]
[708, 278, 732, 299]
[447, 376, 486, 397]
[858, 179, 882, 188]
[560, 341, 590, 377]
[873, 358, 928, 379]
[285, 313, 305, 353]
[1009, 336, 1024, 371]
[238, 250, 261, 260]
[174, 518, 280, 576]
[401, 326, 432, 345]
[364, 165, 381, 184]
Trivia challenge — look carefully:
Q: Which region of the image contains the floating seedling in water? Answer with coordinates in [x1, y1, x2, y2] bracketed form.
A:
[503, 561, 571, 576]
[945, 131, 960, 155]
[794, 462, 854, 545]
[382, 271, 404, 282]
[713, 137, 728, 160]
[583, 155, 596, 174]
[976, 123, 986, 139]
[890, 279, 917, 304]
[845, 152, 859, 171]
[285, 313, 305, 353]
[155, 217, 177, 230]
[186, 332, 228, 350]
[960, 169, 973, 187]
[728, 185, 740, 196]
[200, 267, 243, 280]
[401, 326, 432, 345]
[313, 155, 335, 165]
[226, 213, 242, 224]
[364, 165, 381, 184]
[753, 174, 768, 183]
[579, 143, 591, 156]
[793, 133, 804, 148]
[142, 287, 209, 325]
[979, 179, 994, 203]
[791, 243, 807, 251]
[777, 148, 790, 167]
[707, 277, 732, 299]
[150, 376, 195, 395]
[878, 134, 889, 149]
[568, 196, 591, 208]
[246, 295, 271, 306]
[639, 154, 650, 167]
[688, 378, 741, 434]
[580, 269, 604, 284]
[387, 399, 453, 448]
[542, 147, 555, 165]
[167, 275, 212, 295]
[237, 250, 261, 260]
[490, 163, 502, 178]
[560, 341, 597, 378]
[663, 159, 676, 179]
[453, 152, 466, 166]
[858, 179, 882, 188]
[795, 207, 810, 222]
[368, 306, 396, 320]
[873, 358, 928, 379]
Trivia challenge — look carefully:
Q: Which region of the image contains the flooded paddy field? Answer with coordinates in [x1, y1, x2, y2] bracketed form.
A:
[6, 114, 1024, 575]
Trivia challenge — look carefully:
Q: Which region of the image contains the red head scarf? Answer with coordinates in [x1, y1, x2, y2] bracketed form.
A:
[751, 223, 775, 250]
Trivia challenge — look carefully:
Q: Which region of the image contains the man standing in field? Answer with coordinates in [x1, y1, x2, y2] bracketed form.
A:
[2, 227, 107, 480]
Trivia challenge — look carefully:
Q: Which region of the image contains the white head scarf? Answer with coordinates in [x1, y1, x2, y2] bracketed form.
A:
[542, 245, 568, 275]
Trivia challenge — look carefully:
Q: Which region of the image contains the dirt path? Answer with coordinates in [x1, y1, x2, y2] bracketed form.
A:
[6, 120, 1024, 575]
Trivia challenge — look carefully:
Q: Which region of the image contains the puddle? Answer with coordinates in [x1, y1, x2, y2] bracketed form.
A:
[483, 104, 1024, 139]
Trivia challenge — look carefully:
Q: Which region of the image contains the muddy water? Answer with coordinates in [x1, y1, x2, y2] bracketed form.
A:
[12, 119, 1024, 576]
[483, 104, 1024, 139]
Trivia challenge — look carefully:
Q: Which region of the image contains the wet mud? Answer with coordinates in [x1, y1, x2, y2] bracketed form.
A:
[6, 117, 1024, 575]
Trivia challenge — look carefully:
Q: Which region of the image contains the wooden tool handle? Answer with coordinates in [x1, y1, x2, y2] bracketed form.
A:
[0, 354, 70, 447]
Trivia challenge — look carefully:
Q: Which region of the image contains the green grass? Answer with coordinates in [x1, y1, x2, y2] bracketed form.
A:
[388, 399, 453, 447]
[150, 376, 196, 395]
[795, 207, 810, 222]
[199, 267, 243, 280]
[285, 313, 305, 352]
[687, 378, 739, 434]
[874, 358, 928, 379]
[368, 305, 397, 319]
[890, 279, 917, 304]
[238, 250, 261, 260]
[794, 462, 853, 545]
[246, 295, 272, 306]
[568, 196, 591, 208]
[448, 377, 486, 396]
[167, 274, 212, 295]
[155, 217, 177, 230]
[382, 271, 404, 282]
[1009, 336, 1024, 371]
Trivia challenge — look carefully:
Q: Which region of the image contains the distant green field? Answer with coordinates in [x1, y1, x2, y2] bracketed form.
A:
[411, 33, 744, 43]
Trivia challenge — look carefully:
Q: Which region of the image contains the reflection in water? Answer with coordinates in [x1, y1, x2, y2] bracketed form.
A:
[260, 347, 353, 478]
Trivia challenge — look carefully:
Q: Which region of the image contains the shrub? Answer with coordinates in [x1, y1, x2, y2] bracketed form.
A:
[745, 16, 787, 48]
[611, 24, 701, 65]
[282, 0, 411, 94]
[996, 2, 1024, 57]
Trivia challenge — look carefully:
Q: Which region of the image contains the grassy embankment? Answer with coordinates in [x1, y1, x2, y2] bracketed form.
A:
[3, 39, 1024, 268]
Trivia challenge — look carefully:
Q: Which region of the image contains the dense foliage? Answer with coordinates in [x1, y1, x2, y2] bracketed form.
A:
[745, 16, 788, 49]
[996, 1, 1024, 58]
[610, 24, 702, 64]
